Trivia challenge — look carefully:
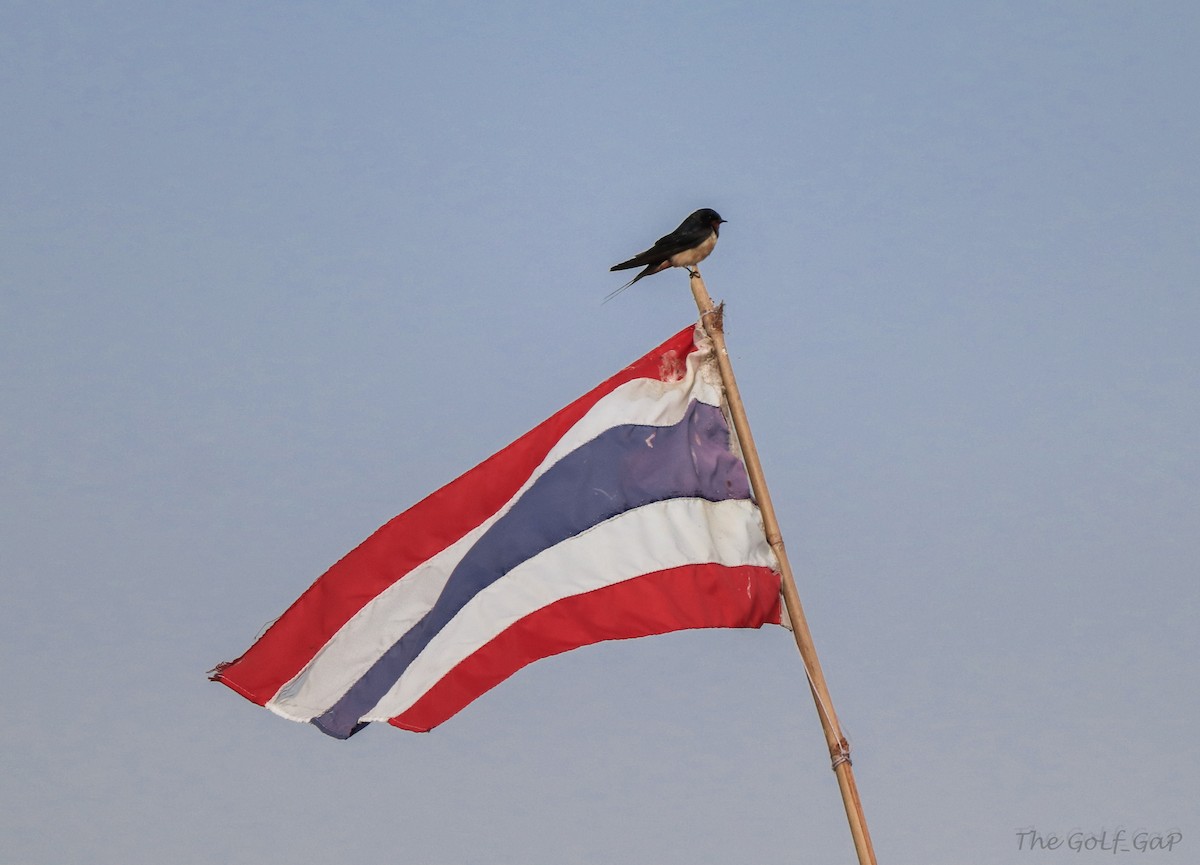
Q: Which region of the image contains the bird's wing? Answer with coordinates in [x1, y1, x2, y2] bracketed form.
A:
[611, 224, 709, 271]
[610, 247, 662, 271]
[651, 221, 710, 256]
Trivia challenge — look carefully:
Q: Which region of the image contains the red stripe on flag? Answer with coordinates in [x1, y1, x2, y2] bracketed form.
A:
[389, 563, 782, 732]
[215, 326, 700, 705]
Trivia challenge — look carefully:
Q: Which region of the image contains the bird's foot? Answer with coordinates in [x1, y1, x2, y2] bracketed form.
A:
[687, 267, 699, 279]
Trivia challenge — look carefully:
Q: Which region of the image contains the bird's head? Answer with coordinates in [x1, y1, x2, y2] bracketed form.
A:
[696, 208, 727, 234]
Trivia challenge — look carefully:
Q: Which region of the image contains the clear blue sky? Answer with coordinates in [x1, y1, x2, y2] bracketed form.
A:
[3, 3, 1197, 863]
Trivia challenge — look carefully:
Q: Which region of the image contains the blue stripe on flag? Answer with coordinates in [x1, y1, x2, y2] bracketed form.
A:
[312, 400, 750, 737]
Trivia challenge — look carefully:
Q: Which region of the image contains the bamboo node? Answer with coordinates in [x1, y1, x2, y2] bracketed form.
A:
[829, 738, 853, 771]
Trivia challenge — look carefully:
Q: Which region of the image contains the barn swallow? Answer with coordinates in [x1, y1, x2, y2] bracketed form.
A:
[606, 208, 727, 302]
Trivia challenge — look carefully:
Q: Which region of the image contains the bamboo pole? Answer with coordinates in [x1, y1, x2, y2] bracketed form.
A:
[688, 268, 878, 865]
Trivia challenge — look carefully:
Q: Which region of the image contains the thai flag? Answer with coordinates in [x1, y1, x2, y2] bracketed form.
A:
[212, 324, 781, 737]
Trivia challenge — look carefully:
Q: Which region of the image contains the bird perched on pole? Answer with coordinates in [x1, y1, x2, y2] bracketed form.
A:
[606, 208, 726, 302]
